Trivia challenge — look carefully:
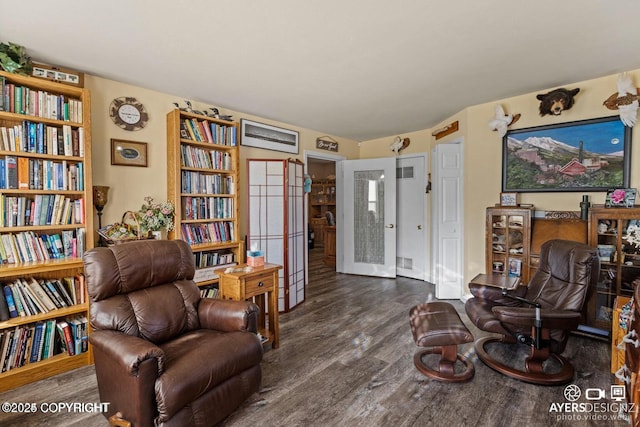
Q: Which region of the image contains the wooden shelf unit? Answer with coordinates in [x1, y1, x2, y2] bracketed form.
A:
[485, 206, 533, 283]
[309, 179, 335, 248]
[0, 70, 93, 392]
[584, 205, 640, 338]
[166, 109, 243, 289]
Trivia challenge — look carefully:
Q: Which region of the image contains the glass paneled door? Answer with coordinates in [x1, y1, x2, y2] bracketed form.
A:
[338, 158, 397, 277]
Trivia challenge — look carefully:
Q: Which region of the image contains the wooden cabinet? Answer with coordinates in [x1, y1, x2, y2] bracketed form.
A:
[529, 216, 587, 275]
[585, 205, 640, 338]
[324, 225, 336, 267]
[0, 70, 94, 392]
[625, 289, 640, 426]
[166, 109, 243, 288]
[486, 206, 533, 283]
[309, 179, 335, 247]
[217, 263, 282, 349]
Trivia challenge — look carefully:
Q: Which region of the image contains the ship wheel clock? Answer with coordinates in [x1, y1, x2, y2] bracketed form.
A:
[109, 97, 149, 131]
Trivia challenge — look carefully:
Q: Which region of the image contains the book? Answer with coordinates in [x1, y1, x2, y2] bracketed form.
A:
[68, 317, 82, 355]
[0, 289, 9, 321]
[5, 155, 17, 189]
[56, 321, 74, 356]
[43, 279, 66, 308]
[52, 279, 73, 307]
[2, 285, 16, 318]
[41, 319, 56, 360]
[29, 322, 45, 363]
[0, 328, 14, 372]
[17, 157, 29, 189]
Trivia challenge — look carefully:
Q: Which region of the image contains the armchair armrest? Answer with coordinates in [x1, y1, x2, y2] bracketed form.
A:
[492, 306, 582, 330]
[90, 330, 162, 427]
[469, 283, 527, 305]
[89, 330, 165, 375]
[198, 298, 260, 333]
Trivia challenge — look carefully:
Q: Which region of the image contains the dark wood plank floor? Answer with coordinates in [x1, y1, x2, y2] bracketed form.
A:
[0, 249, 628, 426]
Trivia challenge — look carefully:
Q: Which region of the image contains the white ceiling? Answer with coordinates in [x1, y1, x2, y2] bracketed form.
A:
[2, 1, 640, 141]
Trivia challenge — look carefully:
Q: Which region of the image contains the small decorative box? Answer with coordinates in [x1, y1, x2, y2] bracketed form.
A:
[247, 250, 265, 267]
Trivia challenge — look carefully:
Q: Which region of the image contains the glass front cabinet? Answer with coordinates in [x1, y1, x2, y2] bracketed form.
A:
[485, 206, 533, 284]
[585, 205, 640, 338]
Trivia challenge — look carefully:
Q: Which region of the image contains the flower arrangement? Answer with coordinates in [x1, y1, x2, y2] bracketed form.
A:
[137, 196, 175, 233]
[625, 223, 640, 253]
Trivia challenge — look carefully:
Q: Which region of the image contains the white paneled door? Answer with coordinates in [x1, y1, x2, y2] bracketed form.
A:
[432, 142, 464, 299]
[338, 158, 397, 278]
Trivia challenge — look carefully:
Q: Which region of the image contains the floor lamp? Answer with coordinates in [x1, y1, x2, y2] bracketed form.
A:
[93, 186, 110, 245]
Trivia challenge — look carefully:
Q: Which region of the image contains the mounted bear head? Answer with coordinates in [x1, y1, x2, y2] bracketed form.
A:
[536, 88, 580, 116]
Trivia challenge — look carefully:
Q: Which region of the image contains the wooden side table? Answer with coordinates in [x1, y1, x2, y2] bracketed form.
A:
[216, 263, 282, 349]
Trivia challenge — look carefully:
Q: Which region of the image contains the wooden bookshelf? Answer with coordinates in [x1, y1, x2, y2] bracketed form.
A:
[166, 109, 243, 288]
[0, 70, 93, 391]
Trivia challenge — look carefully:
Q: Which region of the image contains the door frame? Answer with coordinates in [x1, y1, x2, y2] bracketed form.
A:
[303, 150, 346, 283]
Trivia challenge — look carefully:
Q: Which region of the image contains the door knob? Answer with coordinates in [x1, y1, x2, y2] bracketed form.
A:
[417, 225, 422, 230]
[386, 224, 394, 229]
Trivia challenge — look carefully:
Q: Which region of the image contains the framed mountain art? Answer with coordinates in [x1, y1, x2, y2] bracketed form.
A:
[502, 116, 631, 192]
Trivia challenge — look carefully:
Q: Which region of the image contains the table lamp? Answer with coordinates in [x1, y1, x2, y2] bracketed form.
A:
[93, 185, 110, 230]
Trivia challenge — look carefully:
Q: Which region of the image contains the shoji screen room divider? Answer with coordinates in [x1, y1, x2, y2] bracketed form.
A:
[247, 159, 305, 312]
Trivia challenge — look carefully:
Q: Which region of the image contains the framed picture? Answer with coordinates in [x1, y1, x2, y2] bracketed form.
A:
[502, 116, 632, 192]
[500, 192, 518, 206]
[111, 139, 148, 167]
[508, 258, 522, 277]
[240, 119, 299, 154]
[605, 188, 637, 208]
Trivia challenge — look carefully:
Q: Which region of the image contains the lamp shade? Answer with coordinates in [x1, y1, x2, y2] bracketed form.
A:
[93, 186, 110, 210]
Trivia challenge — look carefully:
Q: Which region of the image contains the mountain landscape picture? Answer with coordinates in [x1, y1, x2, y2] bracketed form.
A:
[503, 117, 630, 192]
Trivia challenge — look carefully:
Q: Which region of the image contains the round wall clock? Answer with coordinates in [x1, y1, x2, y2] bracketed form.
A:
[109, 97, 149, 131]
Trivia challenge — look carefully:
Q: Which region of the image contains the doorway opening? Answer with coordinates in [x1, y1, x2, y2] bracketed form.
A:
[304, 151, 345, 283]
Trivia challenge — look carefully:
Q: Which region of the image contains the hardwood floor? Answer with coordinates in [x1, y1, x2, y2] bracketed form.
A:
[0, 249, 628, 426]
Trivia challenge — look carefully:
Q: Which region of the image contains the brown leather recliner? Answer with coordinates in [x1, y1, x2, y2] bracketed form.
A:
[83, 239, 263, 426]
[465, 239, 599, 385]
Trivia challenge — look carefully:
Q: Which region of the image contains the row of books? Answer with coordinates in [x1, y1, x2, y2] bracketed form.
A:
[193, 250, 236, 269]
[0, 195, 84, 227]
[200, 287, 219, 299]
[181, 221, 235, 246]
[180, 145, 233, 170]
[0, 123, 83, 156]
[0, 229, 85, 264]
[181, 171, 234, 195]
[1, 156, 84, 191]
[180, 118, 237, 146]
[0, 275, 86, 320]
[0, 78, 84, 122]
[182, 196, 234, 221]
[0, 316, 89, 373]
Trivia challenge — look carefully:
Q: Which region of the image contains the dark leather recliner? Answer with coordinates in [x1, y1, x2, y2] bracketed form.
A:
[83, 239, 263, 426]
[465, 239, 599, 385]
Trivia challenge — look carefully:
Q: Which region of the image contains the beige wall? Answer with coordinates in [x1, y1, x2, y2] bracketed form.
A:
[87, 68, 640, 291]
[361, 69, 640, 290]
[84, 75, 359, 240]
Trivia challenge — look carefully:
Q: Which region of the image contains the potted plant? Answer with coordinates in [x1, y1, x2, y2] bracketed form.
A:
[0, 42, 33, 75]
[137, 196, 175, 239]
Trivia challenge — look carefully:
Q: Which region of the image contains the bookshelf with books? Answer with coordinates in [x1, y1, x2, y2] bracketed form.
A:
[166, 109, 242, 290]
[0, 70, 93, 392]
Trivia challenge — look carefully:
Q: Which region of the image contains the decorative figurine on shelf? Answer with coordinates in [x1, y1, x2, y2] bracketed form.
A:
[206, 108, 233, 121]
[304, 174, 312, 193]
[390, 136, 410, 154]
[136, 196, 175, 239]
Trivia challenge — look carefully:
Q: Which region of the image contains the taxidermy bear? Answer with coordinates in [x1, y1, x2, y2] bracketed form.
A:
[536, 87, 580, 116]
